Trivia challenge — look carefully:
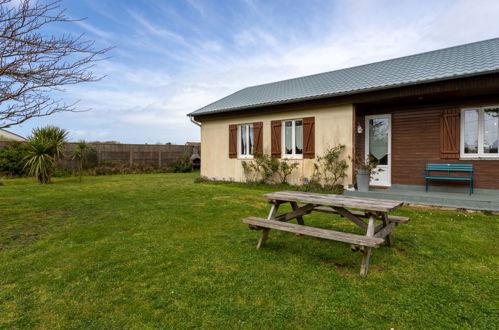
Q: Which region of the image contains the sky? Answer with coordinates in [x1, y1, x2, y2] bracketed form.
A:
[6, 0, 499, 144]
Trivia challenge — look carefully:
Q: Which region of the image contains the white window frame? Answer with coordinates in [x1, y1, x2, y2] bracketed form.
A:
[460, 106, 499, 159]
[238, 123, 253, 159]
[365, 114, 392, 187]
[282, 119, 303, 159]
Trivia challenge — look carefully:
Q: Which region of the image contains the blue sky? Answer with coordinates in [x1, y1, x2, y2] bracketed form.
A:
[8, 0, 499, 143]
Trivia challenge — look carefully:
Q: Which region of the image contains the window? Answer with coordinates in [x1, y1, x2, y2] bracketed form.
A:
[283, 119, 303, 157]
[461, 106, 499, 158]
[239, 124, 253, 158]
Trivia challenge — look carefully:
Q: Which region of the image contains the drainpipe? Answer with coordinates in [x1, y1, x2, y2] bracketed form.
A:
[189, 115, 201, 127]
[188, 115, 202, 172]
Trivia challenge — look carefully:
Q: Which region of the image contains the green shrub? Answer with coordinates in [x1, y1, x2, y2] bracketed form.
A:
[0, 142, 28, 176]
[309, 144, 350, 194]
[86, 161, 171, 176]
[158, 166, 173, 173]
[171, 152, 192, 173]
[130, 163, 155, 174]
[275, 159, 299, 184]
[301, 178, 323, 192]
[52, 167, 74, 177]
[93, 160, 130, 175]
[241, 152, 298, 184]
[241, 160, 258, 183]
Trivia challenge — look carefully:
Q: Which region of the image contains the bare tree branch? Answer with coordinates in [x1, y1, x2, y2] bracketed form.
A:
[0, 0, 111, 128]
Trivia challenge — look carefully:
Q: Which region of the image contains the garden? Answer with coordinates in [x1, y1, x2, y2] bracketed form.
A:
[0, 172, 497, 328]
[0, 126, 194, 184]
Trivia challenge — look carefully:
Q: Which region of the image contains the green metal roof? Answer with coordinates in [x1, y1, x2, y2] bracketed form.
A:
[189, 38, 499, 117]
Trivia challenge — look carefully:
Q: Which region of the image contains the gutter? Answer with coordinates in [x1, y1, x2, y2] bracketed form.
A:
[189, 115, 201, 127]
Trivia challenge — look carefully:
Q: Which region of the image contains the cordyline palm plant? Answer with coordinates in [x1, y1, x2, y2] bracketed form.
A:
[31, 126, 68, 161]
[72, 141, 93, 182]
[24, 137, 55, 184]
[24, 126, 68, 184]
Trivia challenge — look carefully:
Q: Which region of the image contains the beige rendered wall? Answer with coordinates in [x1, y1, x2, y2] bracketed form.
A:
[200, 104, 354, 185]
[0, 129, 25, 141]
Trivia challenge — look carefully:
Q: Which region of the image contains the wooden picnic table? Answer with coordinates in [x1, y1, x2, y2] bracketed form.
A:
[242, 191, 409, 277]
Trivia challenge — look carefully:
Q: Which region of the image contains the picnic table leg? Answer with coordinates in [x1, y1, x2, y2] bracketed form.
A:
[290, 202, 305, 225]
[382, 212, 394, 247]
[360, 213, 376, 277]
[256, 203, 279, 249]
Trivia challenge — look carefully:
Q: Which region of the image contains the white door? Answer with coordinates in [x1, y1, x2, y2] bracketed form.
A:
[365, 114, 391, 187]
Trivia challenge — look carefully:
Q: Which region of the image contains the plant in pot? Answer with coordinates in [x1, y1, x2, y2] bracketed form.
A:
[355, 156, 382, 192]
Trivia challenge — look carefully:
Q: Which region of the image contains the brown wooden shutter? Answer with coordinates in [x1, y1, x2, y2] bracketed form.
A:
[303, 117, 315, 159]
[271, 120, 281, 158]
[229, 124, 237, 158]
[440, 109, 460, 159]
[253, 122, 263, 154]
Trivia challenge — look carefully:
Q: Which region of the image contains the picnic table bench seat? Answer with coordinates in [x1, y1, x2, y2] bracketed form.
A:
[243, 217, 385, 248]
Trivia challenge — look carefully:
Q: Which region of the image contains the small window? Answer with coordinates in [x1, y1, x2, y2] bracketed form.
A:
[461, 107, 499, 158]
[283, 119, 303, 158]
[239, 124, 253, 158]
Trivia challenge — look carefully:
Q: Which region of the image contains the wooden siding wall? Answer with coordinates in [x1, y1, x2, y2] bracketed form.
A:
[355, 96, 499, 190]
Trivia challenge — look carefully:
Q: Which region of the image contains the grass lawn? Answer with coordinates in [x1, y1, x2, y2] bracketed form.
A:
[0, 173, 497, 329]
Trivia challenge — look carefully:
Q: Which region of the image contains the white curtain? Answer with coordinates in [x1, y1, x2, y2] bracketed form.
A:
[285, 121, 292, 154]
[484, 109, 499, 153]
[241, 125, 247, 155]
[295, 120, 303, 154]
[464, 110, 478, 153]
[248, 124, 254, 154]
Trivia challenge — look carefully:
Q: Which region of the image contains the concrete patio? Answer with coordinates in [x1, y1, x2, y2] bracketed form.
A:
[345, 184, 499, 212]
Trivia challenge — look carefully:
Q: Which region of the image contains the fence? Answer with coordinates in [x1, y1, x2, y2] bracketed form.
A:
[0, 141, 199, 170]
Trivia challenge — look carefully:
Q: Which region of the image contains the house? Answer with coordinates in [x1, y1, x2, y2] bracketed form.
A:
[188, 38, 499, 191]
[0, 129, 26, 142]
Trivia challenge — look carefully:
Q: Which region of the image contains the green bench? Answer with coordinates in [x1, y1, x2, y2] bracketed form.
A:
[424, 164, 474, 195]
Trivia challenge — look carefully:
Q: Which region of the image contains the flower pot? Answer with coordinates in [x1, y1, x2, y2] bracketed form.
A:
[356, 168, 370, 192]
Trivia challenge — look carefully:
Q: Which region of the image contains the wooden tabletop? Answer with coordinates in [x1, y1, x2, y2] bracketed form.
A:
[262, 191, 403, 213]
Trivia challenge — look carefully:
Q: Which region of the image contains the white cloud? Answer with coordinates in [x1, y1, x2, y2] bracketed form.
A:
[426, 0, 499, 44]
[198, 40, 222, 52]
[185, 0, 207, 17]
[126, 9, 188, 46]
[11, 0, 499, 144]
[75, 21, 113, 40]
